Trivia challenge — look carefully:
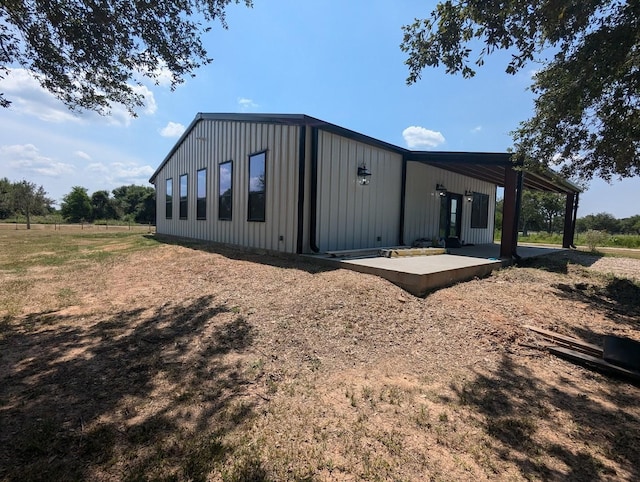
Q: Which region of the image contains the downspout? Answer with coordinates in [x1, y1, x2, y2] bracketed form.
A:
[309, 127, 320, 253]
[398, 156, 407, 246]
[511, 169, 524, 260]
[295, 125, 307, 254]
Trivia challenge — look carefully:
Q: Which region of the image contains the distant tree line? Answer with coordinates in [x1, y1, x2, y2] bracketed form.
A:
[61, 185, 155, 224]
[496, 191, 640, 235]
[0, 178, 155, 227]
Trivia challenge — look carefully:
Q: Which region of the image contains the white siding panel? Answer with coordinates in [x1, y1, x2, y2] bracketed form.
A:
[154, 120, 300, 252]
[316, 131, 403, 252]
[404, 161, 496, 245]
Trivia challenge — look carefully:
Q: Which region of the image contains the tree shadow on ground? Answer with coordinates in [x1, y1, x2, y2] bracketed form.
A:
[552, 277, 640, 329]
[0, 295, 268, 481]
[518, 250, 604, 274]
[453, 354, 640, 480]
[150, 234, 334, 274]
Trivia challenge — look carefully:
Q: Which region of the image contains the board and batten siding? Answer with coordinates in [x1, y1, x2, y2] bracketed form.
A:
[154, 120, 301, 253]
[403, 161, 496, 245]
[315, 130, 403, 252]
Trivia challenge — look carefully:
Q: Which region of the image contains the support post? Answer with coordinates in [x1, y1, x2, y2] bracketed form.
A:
[562, 192, 578, 248]
[512, 170, 524, 259]
[500, 167, 518, 259]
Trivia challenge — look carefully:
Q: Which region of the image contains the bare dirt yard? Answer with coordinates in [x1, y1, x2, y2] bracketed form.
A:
[1, 229, 639, 481]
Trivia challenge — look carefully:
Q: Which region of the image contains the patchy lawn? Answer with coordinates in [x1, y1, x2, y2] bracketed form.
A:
[1, 229, 639, 481]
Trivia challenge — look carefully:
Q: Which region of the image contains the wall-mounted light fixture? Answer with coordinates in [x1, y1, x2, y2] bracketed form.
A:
[464, 190, 474, 202]
[436, 183, 447, 197]
[357, 164, 372, 185]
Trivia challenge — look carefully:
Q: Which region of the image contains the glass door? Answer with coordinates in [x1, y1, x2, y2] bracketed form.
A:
[439, 193, 463, 240]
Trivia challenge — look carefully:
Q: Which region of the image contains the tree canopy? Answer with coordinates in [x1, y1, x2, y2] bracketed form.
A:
[61, 186, 92, 223]
[0, 0, 252, 114]
[401, 1, 640, 182]
[112, 185, 155, 224]
[0, 178, 53, 228]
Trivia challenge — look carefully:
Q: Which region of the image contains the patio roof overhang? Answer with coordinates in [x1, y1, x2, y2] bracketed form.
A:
[406, 151, 581, 195]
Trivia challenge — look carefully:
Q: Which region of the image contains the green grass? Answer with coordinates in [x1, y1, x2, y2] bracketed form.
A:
[496, 230, 640, 252]
[0, 230, 160, 272]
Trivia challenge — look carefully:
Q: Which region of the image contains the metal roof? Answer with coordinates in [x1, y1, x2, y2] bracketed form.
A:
[149, 113, 581, 194]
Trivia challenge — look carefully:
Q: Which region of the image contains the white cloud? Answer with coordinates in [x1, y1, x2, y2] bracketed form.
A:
[402, 126, 445, 149]
[85, 161, 155, 185]
[139, 61, 174, 87]
[238, 97, 258, 111]
[0, 67, 157, 127]
[75, 150, 92, 161]
[136, 85, 157, 115]
[0, 143, 74, 177]
[100, 85, 157, 127]
[1, 69, 81, 124]
[160, 121, 186, 138]
[471, 125, 482, 134]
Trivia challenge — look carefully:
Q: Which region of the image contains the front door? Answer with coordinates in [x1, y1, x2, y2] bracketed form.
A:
[439, 193, 463, 240]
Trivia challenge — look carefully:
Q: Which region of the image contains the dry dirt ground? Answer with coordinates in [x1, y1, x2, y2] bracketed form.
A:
[1, 230, 640, 481]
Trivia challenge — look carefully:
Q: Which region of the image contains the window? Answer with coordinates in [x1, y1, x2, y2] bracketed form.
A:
[197, 168, 206, 220]
[165, 178, 173, 219]
[179, 173, 188, 220]
[471, 192, 489, 228]
[219, 161, 232, 220]
[247, 151, 266, 222]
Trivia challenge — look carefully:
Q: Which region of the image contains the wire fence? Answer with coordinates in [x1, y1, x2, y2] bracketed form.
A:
[0, 222, 156, 232]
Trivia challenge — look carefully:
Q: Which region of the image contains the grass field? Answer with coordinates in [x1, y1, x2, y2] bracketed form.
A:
[1, 230, 640, 481]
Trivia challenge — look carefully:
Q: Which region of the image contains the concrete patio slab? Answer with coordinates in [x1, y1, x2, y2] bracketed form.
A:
[309, 243, 564, 297]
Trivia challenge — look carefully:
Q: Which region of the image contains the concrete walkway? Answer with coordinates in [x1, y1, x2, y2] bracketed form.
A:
[313, 243, 564, 297]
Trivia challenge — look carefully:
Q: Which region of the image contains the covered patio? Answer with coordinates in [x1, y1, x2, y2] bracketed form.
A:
[408, 151, 582, 260]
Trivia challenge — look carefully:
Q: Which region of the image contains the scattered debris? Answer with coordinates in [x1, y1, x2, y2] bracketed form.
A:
[525, 324, 640, 383]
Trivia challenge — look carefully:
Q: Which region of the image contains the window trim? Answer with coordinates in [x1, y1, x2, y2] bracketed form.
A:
[247, 150, 267, 222]
[196, 168, 207, 221]
[165, 178, 173, 220]
[179, 173, 188, 220]
[218, 160, 233, 221]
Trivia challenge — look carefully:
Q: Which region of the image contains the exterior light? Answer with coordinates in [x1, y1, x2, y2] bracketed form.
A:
[464, 190, 474, 202]
[357, 164, 372, 185]
[436, 183, 447, 196]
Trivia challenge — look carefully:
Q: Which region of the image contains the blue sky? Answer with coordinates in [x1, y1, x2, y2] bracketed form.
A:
[0, 0, 637, 218]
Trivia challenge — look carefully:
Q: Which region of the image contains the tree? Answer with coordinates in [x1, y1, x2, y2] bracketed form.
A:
[577, 212, 620, 234]
[619, 215, 640, 235]
[91, 190, 120, 220]
[401, 1, 640, 181]
[1, 0, 252, 114]
[537, 192, 565, 234]
[0, 177, 12, 219]
[10, 180, 52, 229]
[112, 185, 155, 223]
[519, 191, 543, 236]
[61, 186, 92, 223]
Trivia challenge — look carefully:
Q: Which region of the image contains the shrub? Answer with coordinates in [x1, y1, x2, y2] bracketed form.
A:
[583, 230, 609, 251]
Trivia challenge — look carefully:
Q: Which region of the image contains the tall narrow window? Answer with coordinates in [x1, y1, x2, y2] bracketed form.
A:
[471, 192, 489, 228]
[219, 161, 233, 220]
[248, 151, 266, 222]
[197, 168, 206, 220]
[165, 178, 173, 219]
[179, 173, 188, 220]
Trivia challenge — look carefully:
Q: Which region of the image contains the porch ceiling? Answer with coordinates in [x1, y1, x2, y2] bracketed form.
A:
[407, 152, 581, 194]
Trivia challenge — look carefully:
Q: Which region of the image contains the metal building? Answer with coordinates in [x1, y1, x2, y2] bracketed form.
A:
[149, 113, 580, 257]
